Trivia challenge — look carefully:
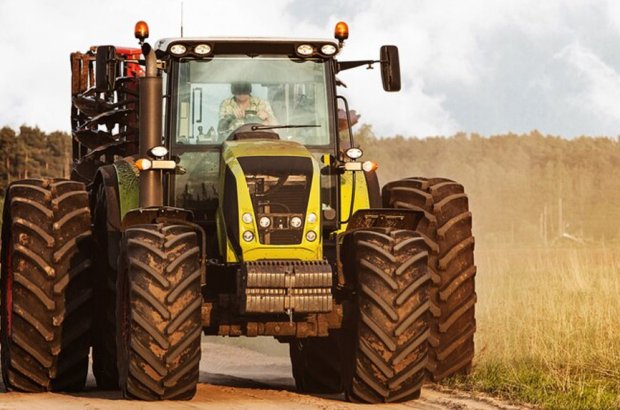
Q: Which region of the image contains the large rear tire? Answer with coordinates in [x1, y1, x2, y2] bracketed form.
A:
[341, 228, 430, 403]
[383, 177, 476, 382]
[117, 223, 202, 400]
[289, 334, 342, 394]
[0, 179, 93, 391]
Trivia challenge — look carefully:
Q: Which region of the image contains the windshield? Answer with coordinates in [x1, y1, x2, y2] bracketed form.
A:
[173, 56, 331, 146]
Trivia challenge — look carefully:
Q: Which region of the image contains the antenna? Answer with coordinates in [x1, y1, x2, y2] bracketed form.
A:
[180, 1, 184, 37]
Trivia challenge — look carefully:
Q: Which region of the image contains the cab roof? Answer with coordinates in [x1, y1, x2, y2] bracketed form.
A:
[154, 37, 341, 58]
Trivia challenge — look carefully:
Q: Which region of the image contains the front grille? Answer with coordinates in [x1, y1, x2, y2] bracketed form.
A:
[270, 230, 302, 244]
[238, 156, 313, 245]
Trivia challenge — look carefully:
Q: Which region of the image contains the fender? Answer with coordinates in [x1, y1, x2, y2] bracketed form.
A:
[93, 158, 140, 269]
[345, 208, 423, 231]
[113, 158, 140, 221]
[337, 208, 425, 288]
[364, 169, 381, 208]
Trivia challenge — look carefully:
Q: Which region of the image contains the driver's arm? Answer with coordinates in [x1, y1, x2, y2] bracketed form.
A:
[257, 98, 277, 125]
[218, 98, 238, 134]
[219, 98, 235, 119]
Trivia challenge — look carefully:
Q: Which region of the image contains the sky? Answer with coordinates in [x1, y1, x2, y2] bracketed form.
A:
[2, 0, 620, 138]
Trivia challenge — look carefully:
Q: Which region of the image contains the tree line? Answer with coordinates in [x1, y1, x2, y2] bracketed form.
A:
[0, 126, 71, 191]
[0, 126, 72, 231]
[2, 124, 619, 246]
[356, 125, 620, 246]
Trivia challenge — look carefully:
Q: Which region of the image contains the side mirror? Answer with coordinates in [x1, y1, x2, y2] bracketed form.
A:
[380, 45, 401, 92]
[95, 45, 117, 93]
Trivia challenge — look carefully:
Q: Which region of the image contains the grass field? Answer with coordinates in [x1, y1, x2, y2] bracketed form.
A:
[445, 246, 620, 409]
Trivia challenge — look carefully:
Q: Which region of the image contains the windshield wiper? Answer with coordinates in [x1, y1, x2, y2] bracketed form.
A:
[250, 124, 321, 131]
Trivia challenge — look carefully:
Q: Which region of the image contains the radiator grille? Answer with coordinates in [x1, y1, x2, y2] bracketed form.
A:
[238, 156, 313, 245]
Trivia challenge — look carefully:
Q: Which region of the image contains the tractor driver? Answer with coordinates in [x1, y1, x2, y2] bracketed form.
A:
[218, 82, 277, 138]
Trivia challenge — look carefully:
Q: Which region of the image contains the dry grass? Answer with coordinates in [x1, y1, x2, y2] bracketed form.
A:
[447, 246, 620, 409]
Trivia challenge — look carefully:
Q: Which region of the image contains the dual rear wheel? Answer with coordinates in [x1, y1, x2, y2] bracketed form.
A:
[290, 176, 477, 401]
[1, 181, 202, 399]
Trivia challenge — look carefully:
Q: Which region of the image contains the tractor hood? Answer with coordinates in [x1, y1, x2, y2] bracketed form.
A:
[222, 139, 316, 161]
[218, 138, 323, 262]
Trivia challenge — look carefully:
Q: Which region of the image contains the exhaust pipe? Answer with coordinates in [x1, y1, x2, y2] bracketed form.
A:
[138, 44, 163, 208]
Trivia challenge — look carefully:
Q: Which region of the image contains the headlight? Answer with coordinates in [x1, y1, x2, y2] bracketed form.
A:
[259, 216, 271, 228]
[170, 44, 187, 55]
[307, 213, 317, 224]
[296, 44, 314, 56]
[290, 216, 302, 229]
[242, 231, 254, 242]
[321, 44, 337, 56]
[306, 231, 317, 242]
[346, 147, 363, 160]
[194, 44, 212, 55]
[242, 213, 253, 224]
[148, 146, 168, 158]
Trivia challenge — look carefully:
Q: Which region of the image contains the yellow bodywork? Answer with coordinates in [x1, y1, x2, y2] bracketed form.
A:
[337, 169, 371, 233]
[215, 139, 374, 262]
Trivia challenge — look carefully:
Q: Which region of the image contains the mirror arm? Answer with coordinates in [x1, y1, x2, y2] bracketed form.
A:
[337, 59, 380, 72]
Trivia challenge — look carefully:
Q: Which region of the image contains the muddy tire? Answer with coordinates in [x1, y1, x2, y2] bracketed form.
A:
[289, 334, 342, 394]
[117, 223, 202, 400]
[0, 179, 93, 392]
[341, 228, 430, 403]
[383, 177, 476, 382]
[91, 182, 119, 389]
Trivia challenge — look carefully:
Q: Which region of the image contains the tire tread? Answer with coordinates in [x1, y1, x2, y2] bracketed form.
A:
[1, 178, 93, 392]
[383, 177, 477, 382]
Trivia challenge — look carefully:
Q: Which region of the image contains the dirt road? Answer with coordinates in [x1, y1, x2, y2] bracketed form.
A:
[0, 339, 528, 409]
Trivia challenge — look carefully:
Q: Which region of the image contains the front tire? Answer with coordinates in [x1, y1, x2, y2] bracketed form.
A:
[117, 223, 202, 400]
[341, 228, 430, 403]
[1, 179, 93, 392]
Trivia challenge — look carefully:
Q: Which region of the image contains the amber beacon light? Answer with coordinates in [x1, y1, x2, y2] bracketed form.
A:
[134, 20, 150, 42]
[334, 21, 349, 43]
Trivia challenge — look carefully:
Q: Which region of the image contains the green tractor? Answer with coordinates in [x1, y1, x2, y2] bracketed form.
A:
[0, 20, 476, 402]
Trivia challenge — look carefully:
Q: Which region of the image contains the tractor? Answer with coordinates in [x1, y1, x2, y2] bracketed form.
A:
[0, 20, 476, 402]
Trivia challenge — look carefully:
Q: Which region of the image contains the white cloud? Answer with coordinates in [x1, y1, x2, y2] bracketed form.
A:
[555, 43, 620, 121]
[1, 0, 620, 137]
